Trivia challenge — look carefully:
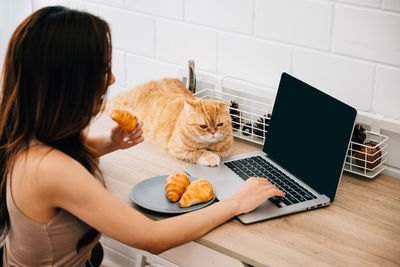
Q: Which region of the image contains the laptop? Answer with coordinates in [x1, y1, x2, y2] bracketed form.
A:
[185, 73, 357, 224]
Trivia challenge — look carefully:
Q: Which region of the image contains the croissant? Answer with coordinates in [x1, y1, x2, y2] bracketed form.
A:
[165, 174, 191, 202]
[179, 179, 214, 208]
[110, 109, 138, 132]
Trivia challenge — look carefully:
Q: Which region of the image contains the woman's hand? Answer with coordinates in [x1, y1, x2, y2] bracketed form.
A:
[229, 177, 285, 215]
[84, 120, 144, 157]
[109, 120, 144, 150]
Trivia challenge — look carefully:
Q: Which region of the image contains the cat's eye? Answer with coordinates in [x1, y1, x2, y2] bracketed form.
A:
[216, 123, 224, 127]
[199, 125, 208, 129]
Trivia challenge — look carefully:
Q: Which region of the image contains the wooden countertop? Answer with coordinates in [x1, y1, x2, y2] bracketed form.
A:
[91, 114, 400, 267]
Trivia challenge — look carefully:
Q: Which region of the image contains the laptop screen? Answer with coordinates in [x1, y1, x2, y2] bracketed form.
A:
[263, 73, 356, 201]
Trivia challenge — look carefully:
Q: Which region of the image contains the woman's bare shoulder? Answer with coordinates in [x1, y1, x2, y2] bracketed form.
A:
[14, 144, 94, 194]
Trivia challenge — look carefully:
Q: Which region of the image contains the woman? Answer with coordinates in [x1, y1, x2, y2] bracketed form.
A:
[0, 6, 285, 266]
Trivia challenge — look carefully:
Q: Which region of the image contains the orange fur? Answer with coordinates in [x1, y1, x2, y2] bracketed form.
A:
[107, 78, 233, 166]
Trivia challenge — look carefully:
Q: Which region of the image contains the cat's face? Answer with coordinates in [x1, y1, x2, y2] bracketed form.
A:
[184, 99, 232, 144]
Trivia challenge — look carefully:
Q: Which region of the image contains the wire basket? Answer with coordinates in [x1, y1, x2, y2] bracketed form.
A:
[344, 131, 388, 178]
[194, 88, 273, 145]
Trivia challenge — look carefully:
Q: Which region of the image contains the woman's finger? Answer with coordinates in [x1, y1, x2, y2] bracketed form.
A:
[126, 121, 143, 137]
[128, 129, 143, 139]
[251, 177, 272, 185]
[263, 184, 278, 191]
[266, 188, 286, 197]
[134, 136, 144, 144]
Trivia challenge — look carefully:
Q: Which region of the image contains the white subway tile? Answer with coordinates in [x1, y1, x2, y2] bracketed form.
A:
[126, 54, 179, 87]
[1, 1, 30, 67]
[336, 0, 381, 8]
[112, 50, 126, 87]
[8, 0, 31, 29]
[156, 20, 218, 72]
[381, 129, 400, 169]
[32, 0, 99, 15]
[383, 0, 400, 11]
[293, 49, 374, 110]
[107, 85, 127, 99]
[64, 1, 99, 15]
[84, 0, 124, 8]
[219, 34, 292, 87]
[186, 0, 253, 34]
[32, 0, 67, 10]
[100, 7, 154, 56]
[255, 0, 333, 50]
[222, 78, 277, 100]
[126, 0, 184, 20]
[333, 5, 400, 66]
[373, 66, 400, 120]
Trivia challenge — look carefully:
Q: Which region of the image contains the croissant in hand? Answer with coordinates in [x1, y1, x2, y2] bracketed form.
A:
[110, 109, 138, 132]
[179, 179, 214, 208]
[165, 174, 191, 202]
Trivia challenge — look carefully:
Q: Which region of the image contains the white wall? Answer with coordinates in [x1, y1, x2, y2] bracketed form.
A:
[1, 0, 399, 176]
[0, 0, 31, 65]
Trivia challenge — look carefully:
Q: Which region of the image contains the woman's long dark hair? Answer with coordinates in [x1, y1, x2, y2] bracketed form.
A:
[0, 6, 112, 250]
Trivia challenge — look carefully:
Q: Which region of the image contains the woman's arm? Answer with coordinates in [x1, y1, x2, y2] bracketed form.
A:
[39, 149, 284, 254]
[83, 121, 144, 157]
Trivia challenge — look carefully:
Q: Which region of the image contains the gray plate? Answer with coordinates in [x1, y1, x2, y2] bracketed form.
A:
[130, 175, 216, 214]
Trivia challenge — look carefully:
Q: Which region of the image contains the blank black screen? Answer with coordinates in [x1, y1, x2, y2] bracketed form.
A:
[263, 73, 356, 201]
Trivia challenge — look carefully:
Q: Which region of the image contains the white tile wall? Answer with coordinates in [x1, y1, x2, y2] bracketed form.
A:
[85, 0, 124, 8]
[32, 0, 99, 14]
[336, 0, 381, 8]
[112, 50, 126, 87]
[5, 0, 400, 123]
[373, 66, 400, 120]
[219, 34, 292, 87]
[126, 0, 183, 20]
[255, 0, 333, 50]
[293, 49, 374, 110]
[62, 0, 99, 14]
[332, 5, 400, 66]
[31, 0, 66, 10]
[0, 0, 31, 64]
[185, 0, 253, 34]
[383, 0, 400, 11]
[100, 7, 154, 56]
[107, 85, 126, 99]
[381, 129, 400, 169]
[156, 19, 218, 72]
[126, 54, 179, 88]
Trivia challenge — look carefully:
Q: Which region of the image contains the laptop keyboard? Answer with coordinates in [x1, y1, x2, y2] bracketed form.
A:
[224, 156, 318, 208]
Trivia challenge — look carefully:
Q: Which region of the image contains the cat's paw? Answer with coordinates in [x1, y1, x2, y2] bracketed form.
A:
[197, 152, 220, 166]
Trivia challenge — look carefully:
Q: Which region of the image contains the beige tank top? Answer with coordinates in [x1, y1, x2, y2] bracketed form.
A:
[3, 172, 101, 266]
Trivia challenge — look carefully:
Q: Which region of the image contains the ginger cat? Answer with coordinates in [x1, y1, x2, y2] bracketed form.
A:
[107, 78, 233, 166]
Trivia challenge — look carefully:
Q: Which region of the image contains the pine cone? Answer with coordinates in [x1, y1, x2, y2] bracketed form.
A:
[352, 124, 366, 144]
[253, 113, 271, 138]
[355, 142, 382, 169]
[242, 123, 252, 136]
[350, 124, 366, 153]
[229, 101, 241, 130]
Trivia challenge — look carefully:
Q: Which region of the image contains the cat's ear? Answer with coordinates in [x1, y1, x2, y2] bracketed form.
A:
[217, 101, 229, 111]
[183, 101, 195, 112]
